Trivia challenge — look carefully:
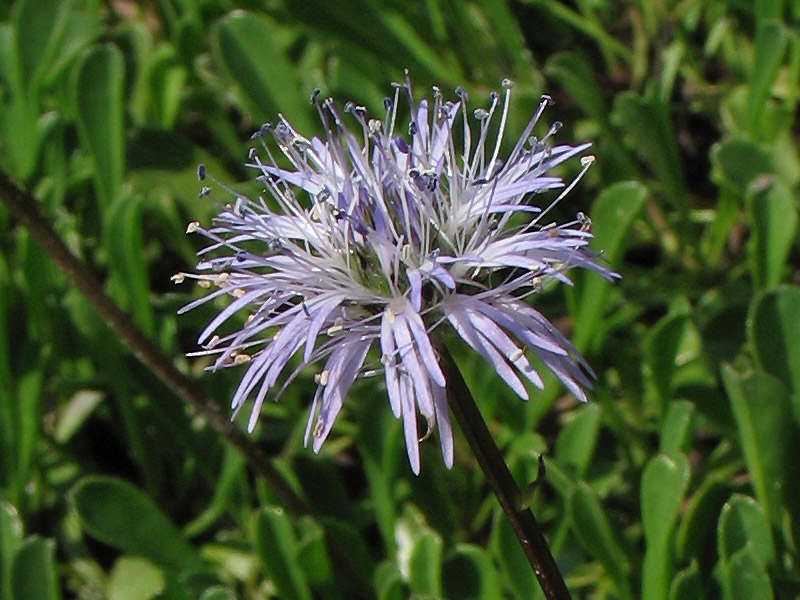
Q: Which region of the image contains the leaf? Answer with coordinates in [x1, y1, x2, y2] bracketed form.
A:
[710, 138, 772, 191]
[644, 314, 689, 412]
[659, 401, 695, 457]
[489, 511, 542, 600]
[746, 21, 787, 136]
[12, 0, 71, 94]
[373, 562, 406, 600]
[294, 518, 332, 587]
[721, 545, 773, 600]
[254, 507, 312, 600]
[53, 390, 104, 444]
[641, 453, 690, 600]
[746, 179, 797, 291]
[567, 483, 632, 599]
[107, 556, 165, 600]
[717, 495, 774, 569]
[10, 537, 59, 600]
[407, 530, 442, 597]
[442, 544, 501, 600]
[721, 365, 791, 527]
[572, 181, 647, 351]
[748, 285, 800, 399]
[613, 90, 688, 218]
[213, 12, 313, 132]
[104, 194, 155, 336]
[675, 476, 731, 562]
[199, 588, 237, 600]
[73, 44, 125, 211]
[555, 403, 601, 478]
[0, 503, 23, 600]
[70, 476, 201, 571]
[668, 562, 704, 600]
[14, 367, 43, 502]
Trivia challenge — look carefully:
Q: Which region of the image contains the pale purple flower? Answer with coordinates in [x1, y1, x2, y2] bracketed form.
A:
[176, 74, 616, 474]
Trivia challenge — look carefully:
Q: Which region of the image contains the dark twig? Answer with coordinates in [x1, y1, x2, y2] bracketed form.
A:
[437, 342, 572, 600]
[0, 169, 373, 598]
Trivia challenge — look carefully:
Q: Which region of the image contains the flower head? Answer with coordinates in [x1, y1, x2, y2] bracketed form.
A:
[177, 74, 616, 474]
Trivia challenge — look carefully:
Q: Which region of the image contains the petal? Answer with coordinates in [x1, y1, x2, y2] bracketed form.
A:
[432, 383, 453, 469]
[312, 337, 371, 451]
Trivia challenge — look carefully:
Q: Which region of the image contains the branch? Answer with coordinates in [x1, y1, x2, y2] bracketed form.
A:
[438, 342, 572, 600]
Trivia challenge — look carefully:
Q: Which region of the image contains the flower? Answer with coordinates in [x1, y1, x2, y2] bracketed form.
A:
[176, 74, 616, 474]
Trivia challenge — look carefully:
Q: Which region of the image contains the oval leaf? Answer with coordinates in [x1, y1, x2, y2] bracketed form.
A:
[641, 453, 690, 600]
[10, 536, 59, 600]
[69, 476, 200, 571]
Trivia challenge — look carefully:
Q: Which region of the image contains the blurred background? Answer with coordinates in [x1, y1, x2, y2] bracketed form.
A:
[1, 0, 799, 598]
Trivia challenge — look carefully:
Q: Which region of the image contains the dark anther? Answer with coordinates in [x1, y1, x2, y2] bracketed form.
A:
[196, 164, 206, 181]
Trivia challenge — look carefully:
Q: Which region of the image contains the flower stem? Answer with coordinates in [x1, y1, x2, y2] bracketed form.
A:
[437, 342, 572, 600]
[0, 169, 373, 598]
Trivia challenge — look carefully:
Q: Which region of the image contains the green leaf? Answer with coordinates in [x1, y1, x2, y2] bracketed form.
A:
[572, 181, 647, 351]
[489, 511, 542, 600]
[710, 138, 772, 191]
[555, 403, 601, 478]
[373, 562, 406, 600]
[721, 365, 791, 527]
[198, 588, 237, 600]
[70, 476, 201, 571]
[746, 21, 787, 136]
[567, 483, 632, 599]
[644, 314, 689, 413]
[254, 507, 312, 600]
[717, 495, 774, 569]
[659, 401, 695, 457]
[295, 518, 333, 587]
[746, 179, 797, 291]
[668, 562, 704, 600]
[748, 285, 800, 399]
[0, 503, 23, 600]
[641, 453, 690, 600]
[213, 12, 313, 132]
[10, 537, 59, 600]
[721, 545, 773, 600]
[12, 0, 71, 94]
[442, 544, 501, 600]
[14, 367, 43, 502]
[675, 476, 731, 562]
[613, 90, 688, 218]
[104, 194, 155, 336]
[73, 43, 125, 211]
[53, 390, 104, 444]
[407, 530, 442, 597]
[107, 556, 165, 600]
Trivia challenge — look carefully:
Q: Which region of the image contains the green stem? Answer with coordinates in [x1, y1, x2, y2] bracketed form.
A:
[438, 343, 572, 600]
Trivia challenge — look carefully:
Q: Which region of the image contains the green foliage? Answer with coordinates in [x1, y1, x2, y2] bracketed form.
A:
[1, 0, 800, 598]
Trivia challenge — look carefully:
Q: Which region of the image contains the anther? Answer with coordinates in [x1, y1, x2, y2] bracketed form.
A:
[233, 354, 251, 365]
[196, 164, 206, 181]
[186, 221, 200, 233]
